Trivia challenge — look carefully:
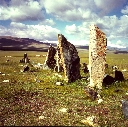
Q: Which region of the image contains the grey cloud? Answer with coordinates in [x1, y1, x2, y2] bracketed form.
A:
[94, 0, 127, 16]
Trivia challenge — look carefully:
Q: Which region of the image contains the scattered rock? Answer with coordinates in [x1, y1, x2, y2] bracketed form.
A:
[59, 108, 67, 113]
[21, 65, 29, 72]
[39, 115, 45, 120]
[84, 87, 98, 100]
[6, 59, 10, 62]
[32, 63, 43, 69]
[97, 98, 103, 104]
[3, 80, 9, 82]
[81, 116, 98, 127]
[122, 69, 127, 72]
[55, 82, 64, 86]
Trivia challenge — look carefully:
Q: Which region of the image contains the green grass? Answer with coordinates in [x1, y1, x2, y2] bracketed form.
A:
[0, 50, 128, 126]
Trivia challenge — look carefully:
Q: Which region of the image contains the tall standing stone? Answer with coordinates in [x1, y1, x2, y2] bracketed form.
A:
[89, 24, 107, 89]
[57, 34, 81, 83]
[43, 45, 56, 69]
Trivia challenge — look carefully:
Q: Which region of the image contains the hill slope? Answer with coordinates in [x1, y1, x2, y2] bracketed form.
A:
[0, 36, 56, 51]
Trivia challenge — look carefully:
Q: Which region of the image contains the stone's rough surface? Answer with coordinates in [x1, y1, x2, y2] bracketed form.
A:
[54, 45, 64, 72]
[57, 34, 81, 83]
[43, 45, 56, 69]
[20, 53, 30, 63]
[122, 100, 128, 119]
[89, 24, 107, 89]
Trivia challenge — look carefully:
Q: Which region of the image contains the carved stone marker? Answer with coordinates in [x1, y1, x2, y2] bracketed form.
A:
[57, 34, 81, 83]
[43, 45, 56, 69]
[89, 24, 107, 89]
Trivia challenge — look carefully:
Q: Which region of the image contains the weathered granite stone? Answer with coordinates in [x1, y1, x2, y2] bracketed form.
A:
[56, 34, 81, 83]
[122, 100, 128, 119]
[89, 24, 107, 89]
[43, 45, 56, 69]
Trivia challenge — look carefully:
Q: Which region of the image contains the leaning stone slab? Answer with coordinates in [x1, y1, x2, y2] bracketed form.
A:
[89, 24, 107, 89]
[57, 34, 81, 83]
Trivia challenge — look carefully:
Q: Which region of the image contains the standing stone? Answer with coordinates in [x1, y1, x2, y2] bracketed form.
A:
[20, 53, 30, 63]
[82, 63, 89, 73]
[43, 44, 56, 69]
[89, 24, 107, 89]
[57, 34, 81, 83]
[24, 53, 29, 63]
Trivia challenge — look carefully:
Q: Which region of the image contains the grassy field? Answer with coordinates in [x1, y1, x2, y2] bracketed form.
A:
[0, 50, 128, 126]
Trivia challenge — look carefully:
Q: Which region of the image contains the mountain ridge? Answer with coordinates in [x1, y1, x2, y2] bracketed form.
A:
[0, 36, 127, 53]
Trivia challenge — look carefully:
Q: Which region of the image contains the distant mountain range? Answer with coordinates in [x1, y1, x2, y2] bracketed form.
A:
[0, 36, 127, 53]
[0, 36, 55, 51]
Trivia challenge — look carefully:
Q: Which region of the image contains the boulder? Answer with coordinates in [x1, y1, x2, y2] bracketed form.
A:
[115, 70, 125, 81]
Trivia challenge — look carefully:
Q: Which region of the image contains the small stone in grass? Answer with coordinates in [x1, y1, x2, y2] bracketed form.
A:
[81, 116, 98, 127]
[97, 98, 103, 104]
[3, 80, 9, 82]
[55, 82, 64, 86]
[59, 108, 67, 113]
[39, 115, 45, 120]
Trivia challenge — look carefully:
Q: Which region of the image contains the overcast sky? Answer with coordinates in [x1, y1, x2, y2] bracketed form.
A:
[0, 0, 128, 48]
